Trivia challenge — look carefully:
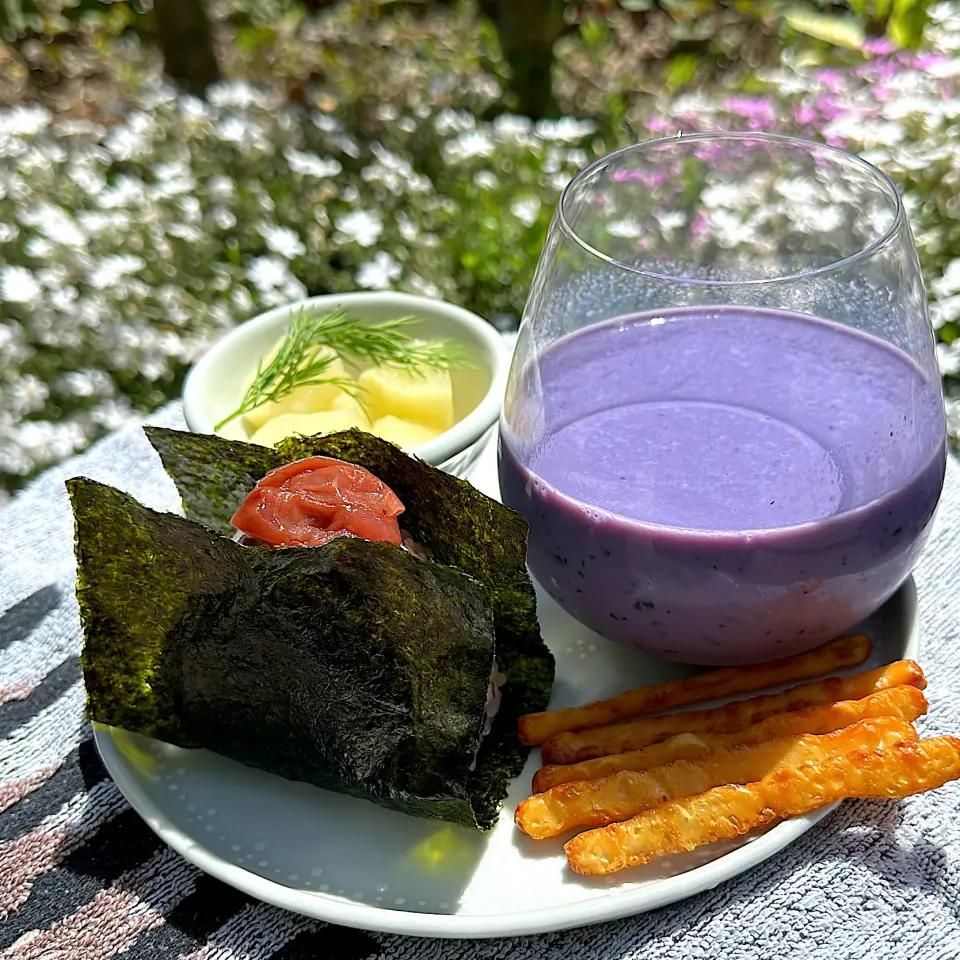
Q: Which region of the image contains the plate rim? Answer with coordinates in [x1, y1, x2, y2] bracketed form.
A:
[94, 578, 920, 940]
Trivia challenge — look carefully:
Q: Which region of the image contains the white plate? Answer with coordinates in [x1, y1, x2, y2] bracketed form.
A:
[94, 435, 920, 939]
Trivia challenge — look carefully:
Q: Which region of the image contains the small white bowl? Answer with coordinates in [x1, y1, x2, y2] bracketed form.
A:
[182, 292, 510, 478]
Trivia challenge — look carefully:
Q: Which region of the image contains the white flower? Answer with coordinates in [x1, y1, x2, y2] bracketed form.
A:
[16, 419, 85, 460]
[434, 109, 476, 136]
[99, 176, 147, 209]
[284, 146, 342, 179]
[396, 213, 419, 243]
[0, 440, 32, 476]
[247, 256, 292, 291]
[90, 398, 134, 431]
[474, 171, 498, 190]
[933, 259, 960, 299]
[0, 322, 29, 363]
[0, 105, 51, 136]
[0, 266, 42, 303]
[937, 340, 960, 377]
[168, 223, 204, 242]
[59, 370, 106, 397]
[261, 225, 306, 259]
[24, 236, 54, 259]
[207, 81, 277, 111]
[206, 175, 235, 201]
[151, 161, 194, 199]
[406, 274, 442, 299]
[47, 285, 78, 314]
[822, 117, 906, 147]
[336, 210, 383, 247]
[213, 208, 237, 230]
[260, 275, 307, 306]
[442, 130, 495, 162]
[311, 113, 344, 134]
[88, 255, 145, 290]
[654, 210, 687, 231]
[931, 295, 960, 327]
[22, 203, 87, 247]
[217, 116, 260, 144]
[607, 217, 642, 238]
[945, 395, 960, 438]
[510, 196, 541, 227]
[356, 252, 402, 290]
[9, 375, 49, 414]
[535, 117, 596, 141]
[701, 182, 748, 209]
[104, 125, 146, 162]
[494, 114, 533, 138]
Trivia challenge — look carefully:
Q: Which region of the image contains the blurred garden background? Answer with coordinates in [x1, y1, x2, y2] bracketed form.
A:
[0, 0, 958, 498]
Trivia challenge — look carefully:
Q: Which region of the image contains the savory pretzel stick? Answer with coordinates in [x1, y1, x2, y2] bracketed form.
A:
[520, 634, 872, 745]
[533, 685, 928, 792]
[565, 735, 960, 876]
[517, 717, 915, 838]
[541, 660, 926, 765]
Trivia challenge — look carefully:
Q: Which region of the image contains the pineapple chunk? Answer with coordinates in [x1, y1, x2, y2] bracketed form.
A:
[369, 416, 440, 449]
[332, 389, 367, 417]
[249, 408, 370, 448]
[357, 364, 454, 433]
[216, 417, 250, 443]
[243, 344, 351, 431]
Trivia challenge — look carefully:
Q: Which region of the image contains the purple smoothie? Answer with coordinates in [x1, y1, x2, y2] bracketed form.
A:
[499, 306, 946, 664]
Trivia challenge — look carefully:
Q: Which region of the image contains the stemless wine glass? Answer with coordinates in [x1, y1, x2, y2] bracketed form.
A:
[499, 132, 947, 666]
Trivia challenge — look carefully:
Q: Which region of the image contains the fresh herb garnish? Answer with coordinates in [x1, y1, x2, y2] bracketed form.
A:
[215, 307, 470, 430]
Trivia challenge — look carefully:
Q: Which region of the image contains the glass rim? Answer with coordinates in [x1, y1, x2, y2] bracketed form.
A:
[557, 130, 906, 288]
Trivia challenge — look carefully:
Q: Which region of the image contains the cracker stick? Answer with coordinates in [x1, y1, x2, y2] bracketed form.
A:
[519, 634, 872, 745]
[565, 735, 960, 876]
[532, 685, 928, 792]
[541, 660, 925, 765]
[517, 717, 915, 838]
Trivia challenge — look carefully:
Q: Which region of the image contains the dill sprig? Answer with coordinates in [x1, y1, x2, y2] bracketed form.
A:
[215, 306, 470, 430]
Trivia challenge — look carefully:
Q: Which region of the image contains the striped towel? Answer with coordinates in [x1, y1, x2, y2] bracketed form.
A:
[1, 401, 959, 960]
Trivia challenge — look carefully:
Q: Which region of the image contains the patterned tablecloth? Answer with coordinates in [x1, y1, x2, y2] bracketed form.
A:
[1, 401, 959, 960]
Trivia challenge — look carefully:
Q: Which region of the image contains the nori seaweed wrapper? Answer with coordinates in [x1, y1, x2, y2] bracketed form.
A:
[144, 427, 554, 821]
[73, 427, 554, 829]
[70, 477, 504, 828]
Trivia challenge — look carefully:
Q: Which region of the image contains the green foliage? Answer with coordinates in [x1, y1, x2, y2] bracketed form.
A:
[216, 306, 468, 428]
[0, 0, 956, 497]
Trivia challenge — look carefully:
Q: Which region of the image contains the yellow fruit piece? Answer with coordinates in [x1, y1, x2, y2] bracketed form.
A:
[250, 408, 371, 447]
[357, 364, 454, 432]
[370, 415, 440, 449]
[243, 345, 350, 430]
[332, 389, 367, 417]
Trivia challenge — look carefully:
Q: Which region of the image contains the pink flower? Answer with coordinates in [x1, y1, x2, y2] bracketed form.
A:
[813, 95, 847, 121]
[690, 211, 709, 238]
[874, 57, 903, 81]
[813, 68, 845, 91]
[903, 52, 948, 71]
[610, 168, 669, 189]
[722, 96, 777, 130]
[645, 116, 671, 134]
[692, 141, 728, 162]
[861, 36, 895, 55]
[793, 104, 817, 125]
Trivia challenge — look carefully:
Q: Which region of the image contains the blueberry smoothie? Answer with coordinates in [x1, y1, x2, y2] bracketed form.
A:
[499, 306, 946, 664]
